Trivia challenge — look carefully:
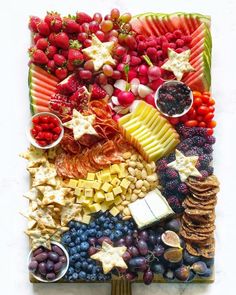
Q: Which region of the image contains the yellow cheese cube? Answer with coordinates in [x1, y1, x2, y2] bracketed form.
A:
[87, 173, 96, 181]
[100, 202, 109, 212]
[83, 207, 91, 215]
[110, 164, 121, 174]
[94, 191, 105, 203]
[82, 198, 93, 206]
[100, 172, 112, 182]
[84, 180, 94, 188]
[96, 171, 102, 181]
[77, 195, 86, 203]
[101, 182, 113, 192]
[74, 187, 84, 196]
[92, 180, 102, 190]
[84, 188, 94, 198]
[111, 177, 121, 187]
[82, 215, 91, 224]
[109, 206, 120, 216]
[89, 203, 101, 213]
[105, 192, 114, 201]
[118, 163, 128, 178]
[67, 179, 78, 188]
[114, 196, 122, 205]
[78, 179, 86, 188]
[120, 178, 131, 189]
[113, 186, 122, 196]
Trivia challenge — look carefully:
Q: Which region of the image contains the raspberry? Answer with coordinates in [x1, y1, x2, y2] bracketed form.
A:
[166, 196, 184, 213]
[178, 183, 189, 195]
[166, 168, 179, 180]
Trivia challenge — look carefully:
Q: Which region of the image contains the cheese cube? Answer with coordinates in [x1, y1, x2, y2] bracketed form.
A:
[74, 187, 84, 196]
[89, 203, 101, 213]
[101, 182, 113, 192]
[100, 172, 112, 182]
[82, 215, 91, 224]
[78, 179, 86, 188]
[114, 196, 122, 205]
[82, 198, 93, 206]
[120, 178, 131, 189]
[109, 206, 120, 216]
[83, 207, 91, 215]
[111, 177, 121, 187]
[84, 180, 94, 188]
[94, 191, 105, 203]
[92, 181, 102, 190]
[76, 195, 86, 203]
[96, 171, 102, 181]
[100, 202, 109, 212]
[113, 186, 122, 196]
[110, 164, 121, 174]
[105, 192, 114, 201]
[118, 163, 128, 178]
[84, 188, 94, 198]
[87, 173, 96, 181]
[67, 179, 78, 188]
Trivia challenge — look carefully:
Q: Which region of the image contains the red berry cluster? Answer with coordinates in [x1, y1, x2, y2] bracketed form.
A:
[31, 115, 62, 147]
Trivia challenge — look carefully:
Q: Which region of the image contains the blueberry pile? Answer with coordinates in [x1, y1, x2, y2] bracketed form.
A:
[157, 82, 192, 116]
[157, 125, 215, 213]
[61, 212, 136, 281]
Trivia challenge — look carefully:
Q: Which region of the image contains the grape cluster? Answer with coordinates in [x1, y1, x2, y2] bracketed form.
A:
[61, 212, 135, 281]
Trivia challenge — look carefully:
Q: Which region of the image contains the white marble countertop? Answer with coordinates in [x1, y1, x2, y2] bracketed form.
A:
[0, 0, 235, 294]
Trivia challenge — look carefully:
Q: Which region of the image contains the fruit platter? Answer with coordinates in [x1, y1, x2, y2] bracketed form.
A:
[20, 8, 219, 291]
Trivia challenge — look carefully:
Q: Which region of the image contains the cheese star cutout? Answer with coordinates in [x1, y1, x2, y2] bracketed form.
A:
[28, 161, 57, 187]
[167, 149, 201, 182]
[161, 48, 195, 81]
[63, 109, 97, 140]
[91, 241, 127, 274]
[82, 34, 115, 71]
[38, 186, 71, 206]
[19, 146, 47, 168]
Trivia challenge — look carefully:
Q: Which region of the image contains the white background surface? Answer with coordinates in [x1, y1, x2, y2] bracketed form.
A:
[0, 0, 235, 294]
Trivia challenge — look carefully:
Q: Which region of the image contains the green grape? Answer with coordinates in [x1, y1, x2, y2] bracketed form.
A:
[101, 20, 113, 32]
[119, 13, 132, 24]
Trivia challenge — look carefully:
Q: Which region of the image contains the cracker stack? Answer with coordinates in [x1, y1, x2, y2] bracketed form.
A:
[180, 175, 220, 258]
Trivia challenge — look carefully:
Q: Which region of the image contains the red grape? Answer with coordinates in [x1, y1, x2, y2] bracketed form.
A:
[95, 30, 105, 41]
[112, 70, 122, 80]
[143, 270, 154, 285]
[137, 240, 148, 255]
[103, 64, 114, 77]
[79, 69, 92, 80]
[89, 21, 100, 33]
[115, 45, 126, 56]
[119, 13, 132, 23]
[101, 20, 113, 32]
[77, 32, 88, 42]
[110, 8, 120, 20]
[93, 12, 102, 23]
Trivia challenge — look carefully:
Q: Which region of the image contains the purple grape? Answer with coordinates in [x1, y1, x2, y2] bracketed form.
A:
[138, 231, 149, 241]
[153, 244, 165, 257]
[28, 260, 38, 272]
[128, 257, 147, 272]
[143, 270, 154, 285]
[128, 246, 139, 257]
[35, 252, 48, 262]
[116, 238, 126, 246]
[148, 235, 157, 245]
[88, 237, 97, 245]
[122, 251, 132, 262]
[137, 240, 148, 256]
[97, 236, 112, 245]
[52, 245, 64, 256]
[125, 271, 138, 281]
[88, 246, 97, 256]
[125, 235, 133, 247]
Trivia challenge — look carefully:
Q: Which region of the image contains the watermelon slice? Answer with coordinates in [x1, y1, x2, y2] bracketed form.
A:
[28, 65, 59, 114]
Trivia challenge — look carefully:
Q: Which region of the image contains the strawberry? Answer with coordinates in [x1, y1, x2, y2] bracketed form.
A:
[54, 32, 69, 49]
[67, 61, 75, 71]
[63, 17, 80, 33]
[44, 12, 62, 32]
[55, 67, 68, 80]
[48, 32, 57, 46]
[60, 50, 69, 58]
[37, 21, 50, 36]
[46, 45, 57, 59]
[33, 33, 43, 44]
[68, 49, 84, 66]
[90, 84, 107, 99]
[50, 19, 63, 33]
[36, 38, 49, 50]
[29, 16, 41, 33]
[76, 12, 92, 24]
[29, 48, 48, 64]
[47, 60, 56, 73]
[53, 54, 67, 66]
[57, 73, 81, 94]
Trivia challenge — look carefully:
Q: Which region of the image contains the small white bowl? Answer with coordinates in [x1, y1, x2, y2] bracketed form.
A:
[27, 112, 64, 149]
[154, 80, 193, 118]
[28, 241, 69, 283]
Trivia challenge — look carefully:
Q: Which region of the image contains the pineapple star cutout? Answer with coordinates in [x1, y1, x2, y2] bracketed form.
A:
[167, 150, 201, 182]
[161, 48, 195, 81]
[91, 241, 127, 274]
[63, 109, 97, 140]
[82, 34, 115, 71]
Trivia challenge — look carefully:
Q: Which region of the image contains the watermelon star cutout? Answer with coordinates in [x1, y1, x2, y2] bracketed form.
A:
[63, 109, 97, 140]
[82, 34, 115, 71]
[90, 241, 127, 274]
[167, 150, 201, 182]
[161, 48, 195, 81]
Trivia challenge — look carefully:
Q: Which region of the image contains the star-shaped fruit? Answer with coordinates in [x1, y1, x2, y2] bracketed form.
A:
[161, 48, 195, 81]
[82, 34, 115, 71]
[167, 149, 201, 182]
[91, 241, 127, 274]
[28, 161, 57, 187]
[19, 145, 47, 168]
[63, 109, 97, 140]
[38, 185, 71, 206]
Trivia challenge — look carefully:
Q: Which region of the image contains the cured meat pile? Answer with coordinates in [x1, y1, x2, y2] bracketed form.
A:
[55, 135, 132, 179]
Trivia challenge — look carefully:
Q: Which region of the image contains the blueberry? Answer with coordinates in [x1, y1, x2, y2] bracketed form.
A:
[67, 266, 75, 275]
[96, 266, 102, 273]
[69, 221, 76, 228]
[72, 272, 79, 280]
[87, 258, 93, 264]
[80, 234, 87, 241]
[87, 264, 93, 273]
[115, 223, 123, 230]
[90, 274, 97, 281]
[98, 274, 105, 281]
[68, 275, 73, 281]
[123, 226, 129, 233]
[90, 221, 96, 228]
[77, 229, 83, 235]
[96, 231, 103, 238]
[88, 229, 96, 237]
[104, 229, 111, 236]
[71, 232, 77, 240]
[81, 242, 89, 251]
[108, 223, 114, 230]
[86, 274, 92, 281]
[69, 247, 77, 255]
[62, 234, 71, 245]
[127, 229, 133, 235]
[92, 266, 97, 274]
[75, 237, 81, 245]
[114, 230, 122, 239]
[98, 215, 106, 223]
[74, 222, 81, 230]
[69, 256, 75, 265]
[111, 216, 118, 223]
[76, 245, 81, 252]
[75, 261, 82, 270]
[73, 253, 80, 261]
[103, 222, 109, 229]
[78, 271, 86, 280]
[82, 261, 88, 271]
[80, 251, 87, 257]
[81, 224, 87, 230]
[69, 242, 75, 247]
[109, 233, 115, 240]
